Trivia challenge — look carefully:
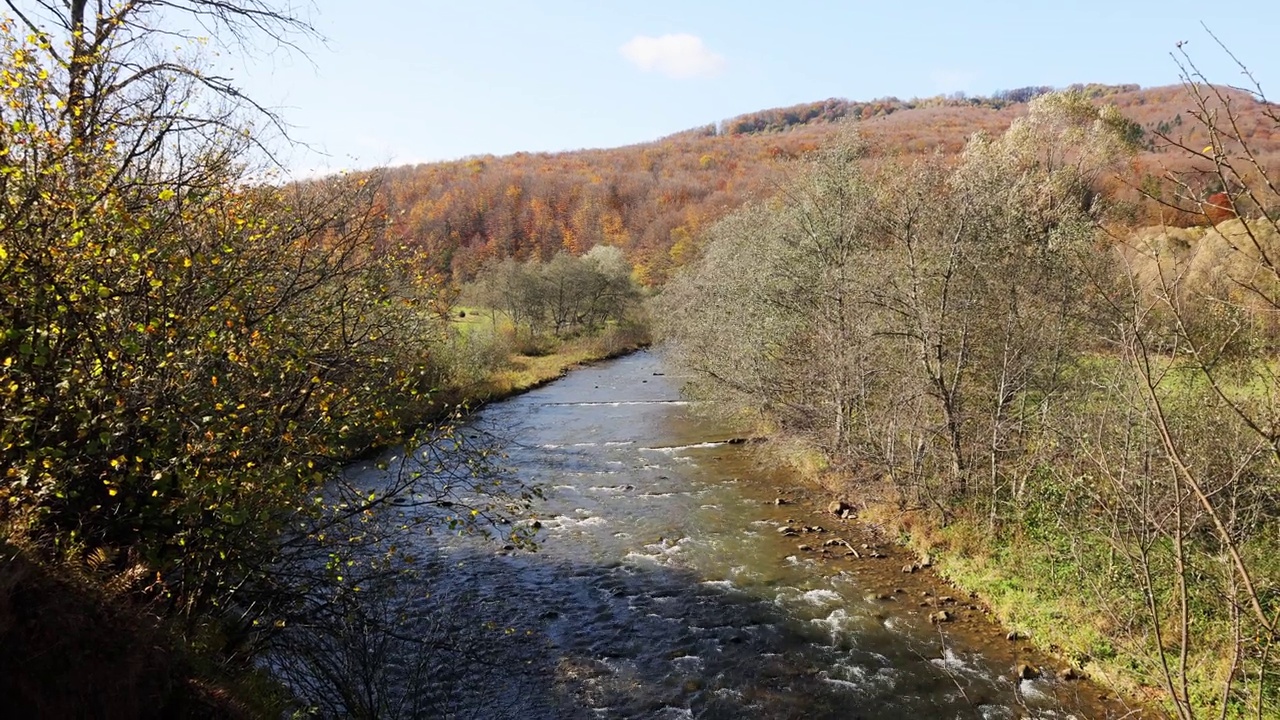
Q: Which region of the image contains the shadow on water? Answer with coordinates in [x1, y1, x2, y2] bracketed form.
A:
[383, 546, 1102, 720]
[312, 351, 1144, 720]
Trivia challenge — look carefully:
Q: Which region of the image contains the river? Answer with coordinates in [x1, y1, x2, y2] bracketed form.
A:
[340, 350, 1147, 719]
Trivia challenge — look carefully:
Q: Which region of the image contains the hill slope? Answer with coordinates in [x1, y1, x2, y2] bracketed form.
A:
[377, 84, 1280, 284]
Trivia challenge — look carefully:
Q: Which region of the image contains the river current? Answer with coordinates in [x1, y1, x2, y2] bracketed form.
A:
[341, 351, 1144, 719]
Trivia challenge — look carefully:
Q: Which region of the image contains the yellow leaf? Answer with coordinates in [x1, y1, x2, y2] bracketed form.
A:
[1203, 145, 1214, 153]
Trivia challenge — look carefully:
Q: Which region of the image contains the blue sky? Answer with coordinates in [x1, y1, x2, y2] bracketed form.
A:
[225, 0, 1280, 175]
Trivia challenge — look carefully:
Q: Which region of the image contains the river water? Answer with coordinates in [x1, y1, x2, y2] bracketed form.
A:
[342, 351, 1147, 719]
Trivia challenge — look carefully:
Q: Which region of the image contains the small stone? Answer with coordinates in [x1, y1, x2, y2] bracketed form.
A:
[865, 592, 894, 602]
[797, 544, 813, 551]
[775, 497, 790, 506]
[939, 596, 954, 604]
[841, 509, 854, 519]
[919, 553, 934, 568]
[1006, 630, 1025, 641]
[1015, 663, 1041, 680]
[777, 526, 797, 534]
[822, 538, 844, 547]
[893, 588, 906, 595]
[1060, 666, 1081, 681]
[929, 610, 953, 624]
[828, 500, 849, 516]
[902, 564, 918, 574]
[860, 543, 870, 550]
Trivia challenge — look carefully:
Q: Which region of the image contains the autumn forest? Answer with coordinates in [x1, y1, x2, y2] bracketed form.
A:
[3, 1, 1280, 718]
[378, 83, 1280, 286]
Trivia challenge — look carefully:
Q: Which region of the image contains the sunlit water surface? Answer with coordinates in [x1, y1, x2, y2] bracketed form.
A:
[342, 351, 1137, 719]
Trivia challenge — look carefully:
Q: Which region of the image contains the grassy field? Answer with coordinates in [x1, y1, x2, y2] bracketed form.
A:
[774, 353, 1280, 718]
[439, 306, 649, 407]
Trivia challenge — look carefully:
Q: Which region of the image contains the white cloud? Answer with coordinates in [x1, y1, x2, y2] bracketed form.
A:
[619, 34, 726, 79]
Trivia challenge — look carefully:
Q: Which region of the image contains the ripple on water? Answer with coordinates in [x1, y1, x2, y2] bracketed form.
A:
[541, 400, 690, 407]
[544, 514, 608, 532]
[639, 441, 727, 454]
[622, 537, 689, 567]
[978, 706, 1018, 720]
[412, 353, 1125, 720]
[783, 554, 819, 567]
[821, 658, 901, 699]
[670, 654, 703, 670]
[587, 485, 635, 494]
[819, 675, 863, 692]
[808, 608, 861, 641]
[799, 588, 843, 605]
[1019, 678, 1055, 704]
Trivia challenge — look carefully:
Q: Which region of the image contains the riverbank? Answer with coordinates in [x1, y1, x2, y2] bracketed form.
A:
[749, 478, 1157, 719]
[860, 504, 1185, 716]
[452, 324, 651, 407]
[761, 442, 1171, 718]
[0, 323, 651, 719]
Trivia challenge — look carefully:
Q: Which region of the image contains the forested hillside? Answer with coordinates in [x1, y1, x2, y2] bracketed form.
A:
[378, 83, 1280, 284]
[657, 73, 1280, 718]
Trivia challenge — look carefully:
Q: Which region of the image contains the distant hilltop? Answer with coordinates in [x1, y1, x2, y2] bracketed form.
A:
[375, 83, 1278, 284]
[674, 83, 1143, 138]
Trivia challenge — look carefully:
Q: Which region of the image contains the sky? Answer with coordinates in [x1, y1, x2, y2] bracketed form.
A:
[219, 0, 1280, 176]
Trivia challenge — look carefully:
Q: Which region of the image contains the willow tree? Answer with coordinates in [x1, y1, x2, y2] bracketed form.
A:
[659, 92, 1133, 511]
[657, 136, 882, 457]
